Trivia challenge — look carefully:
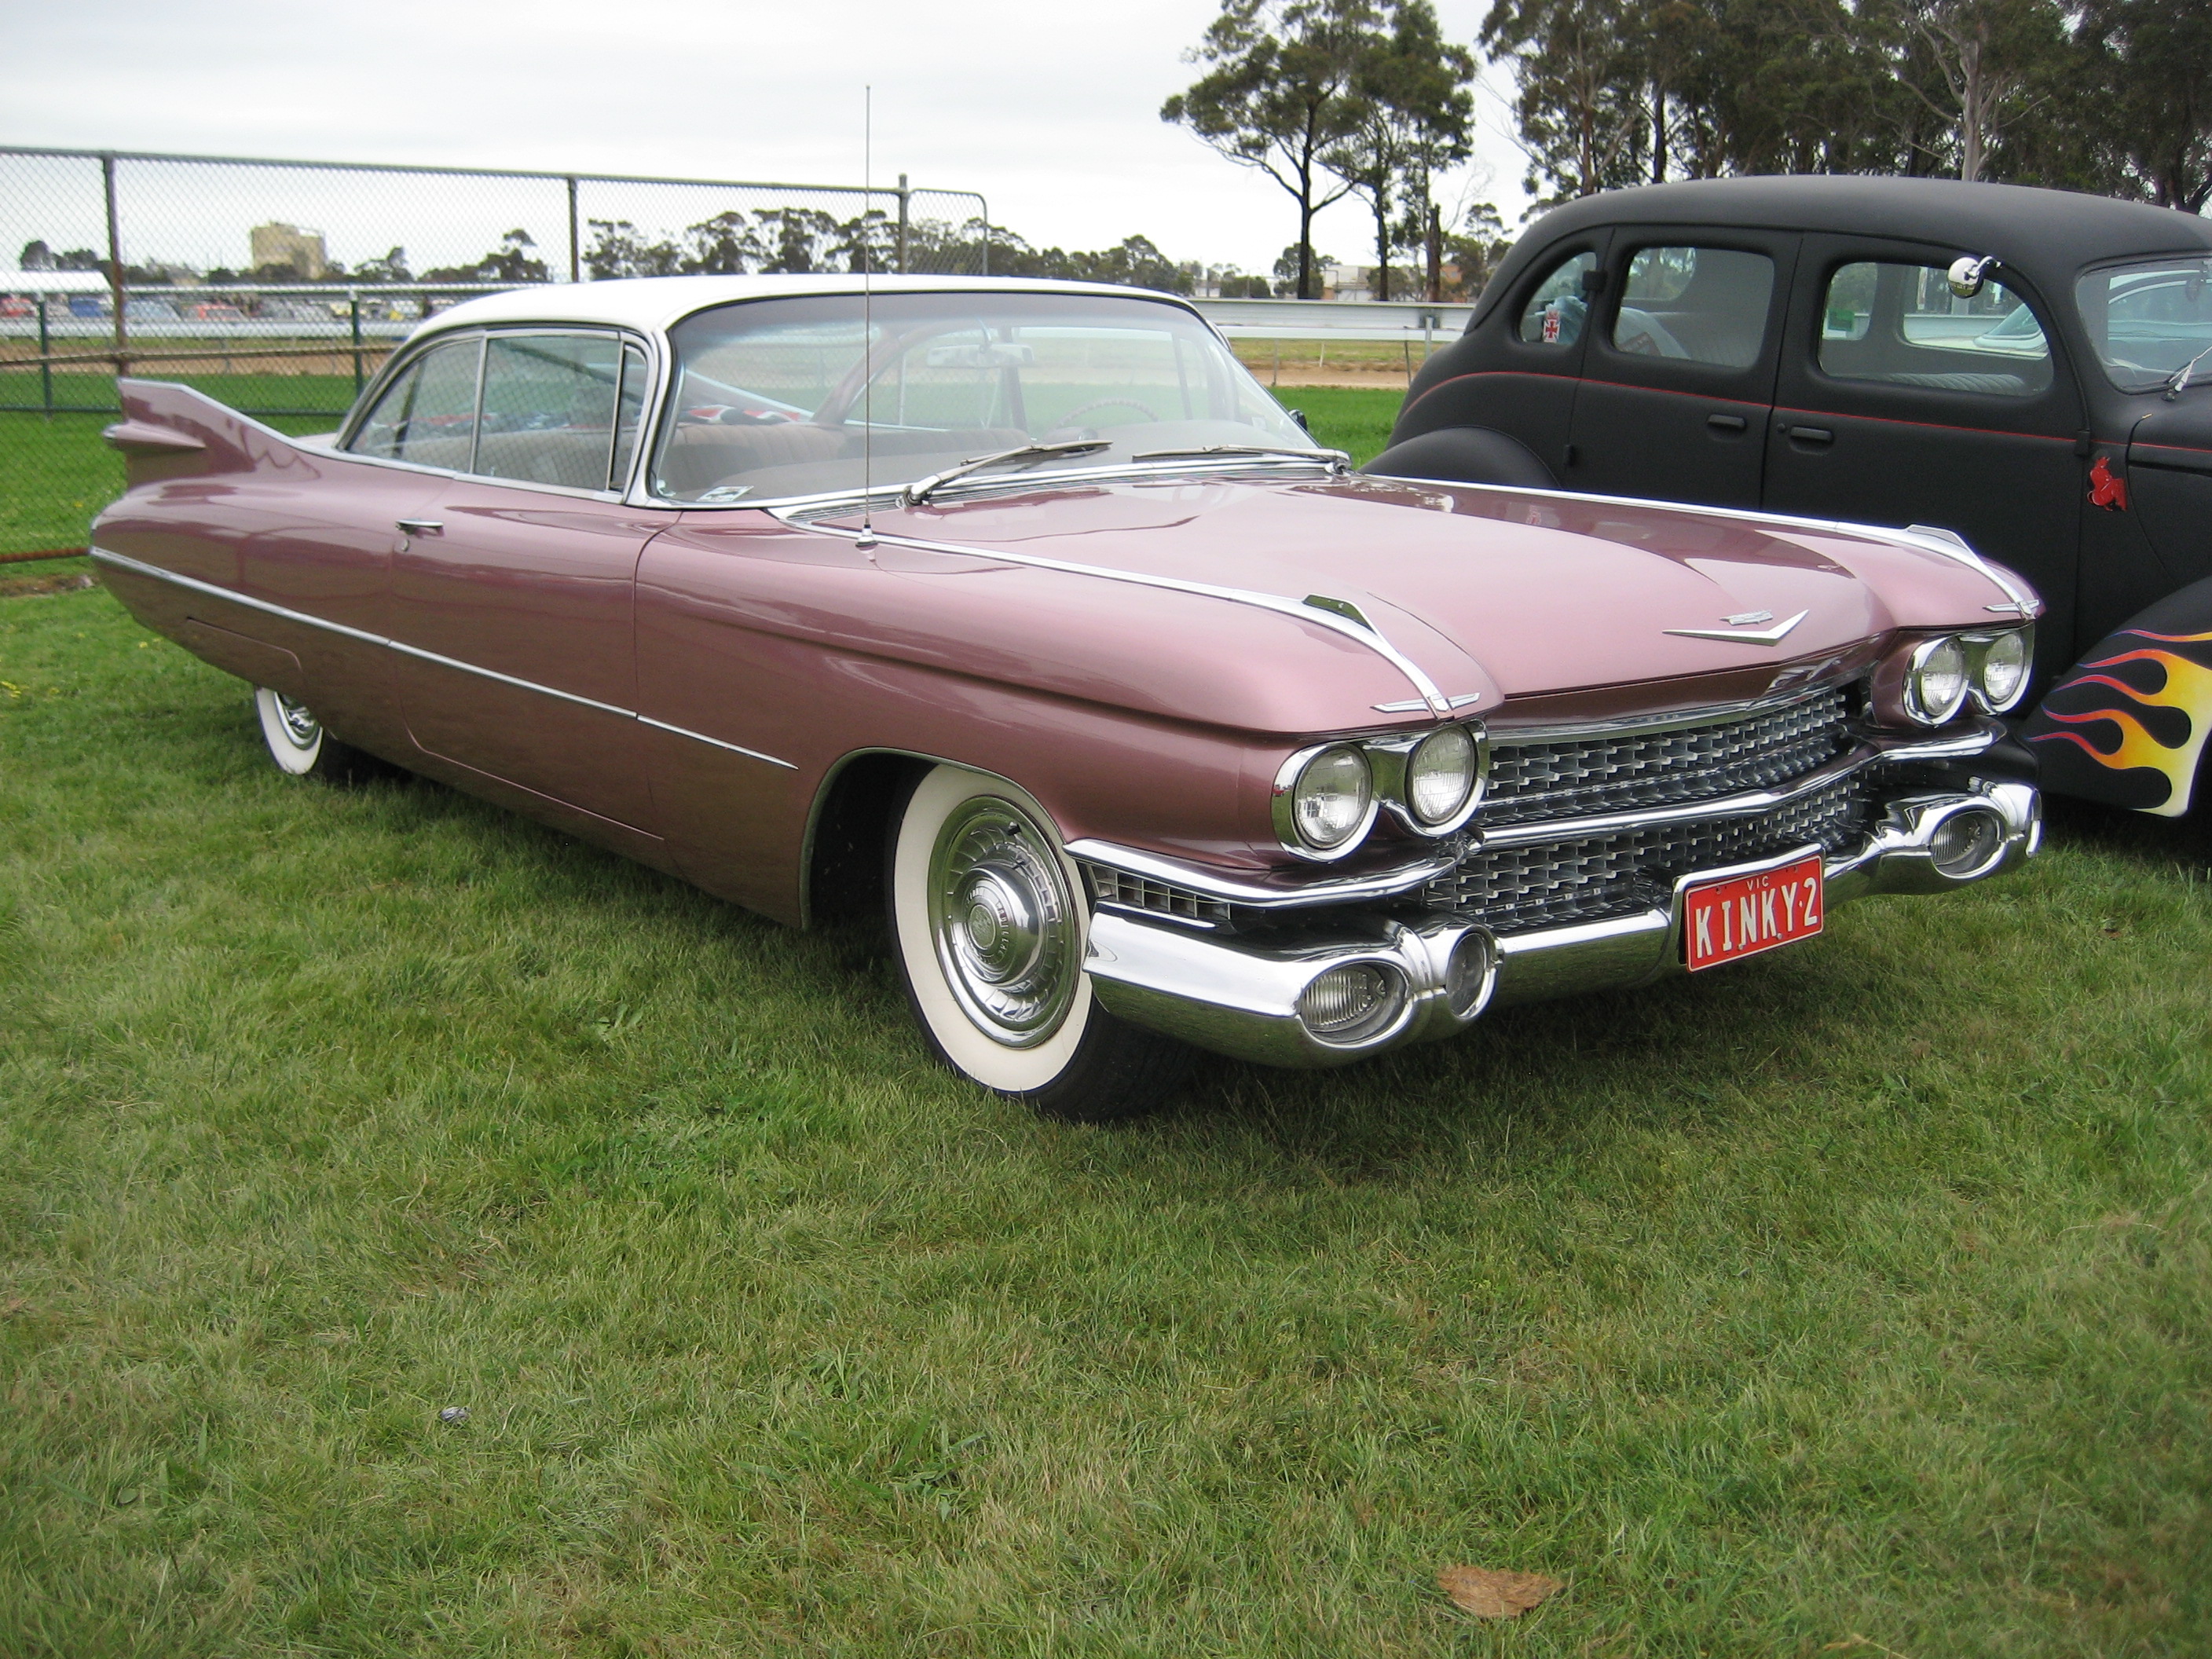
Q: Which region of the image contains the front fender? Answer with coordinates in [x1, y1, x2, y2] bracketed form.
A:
[2022, 574, 2212, 816]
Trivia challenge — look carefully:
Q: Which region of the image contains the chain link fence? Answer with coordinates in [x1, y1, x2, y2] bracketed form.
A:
[1, 145, 987, 558]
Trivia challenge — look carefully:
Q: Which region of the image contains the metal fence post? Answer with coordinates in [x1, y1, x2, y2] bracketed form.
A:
[896, 174, 910, 274]
[37, 289, 53, 417]
[977, 195, 989, 276]
[566, 177, 581, 282]
[101, 151, 127, 394]
[349, 288, 364, 397]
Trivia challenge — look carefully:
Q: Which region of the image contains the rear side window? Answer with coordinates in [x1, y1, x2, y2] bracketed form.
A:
[349, 339, 482, 468]
[1518, 251, 1595, 346]
[474, 332, 628, 491]
[1818, 261, 2053, 397]
[1611, 246, 1774, 368]
[610, 343, 650, 490]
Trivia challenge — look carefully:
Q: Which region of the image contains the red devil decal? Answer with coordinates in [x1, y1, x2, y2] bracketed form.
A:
[2089, 454, 2129, 511]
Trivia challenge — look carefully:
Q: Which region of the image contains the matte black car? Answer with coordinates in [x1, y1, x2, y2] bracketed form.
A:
[1371, 176, 2212, 820]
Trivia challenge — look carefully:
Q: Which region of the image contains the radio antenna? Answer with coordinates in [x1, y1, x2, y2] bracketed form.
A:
[856, 84, 878, 551]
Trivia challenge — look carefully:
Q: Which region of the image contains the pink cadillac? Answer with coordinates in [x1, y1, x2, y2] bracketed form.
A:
[94, 276, 2042, 1120]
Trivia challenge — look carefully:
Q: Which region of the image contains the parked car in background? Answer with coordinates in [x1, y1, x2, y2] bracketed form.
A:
[95, 275, 2038, 1119]
[1372, 177, 2212, 821]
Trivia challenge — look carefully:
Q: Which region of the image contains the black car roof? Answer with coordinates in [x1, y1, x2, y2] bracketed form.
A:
[1490, 176, 2212, 316]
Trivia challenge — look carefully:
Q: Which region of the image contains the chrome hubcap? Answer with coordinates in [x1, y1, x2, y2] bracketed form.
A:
[273, 694, 320, 749]
[928, 798, 1079, 1046]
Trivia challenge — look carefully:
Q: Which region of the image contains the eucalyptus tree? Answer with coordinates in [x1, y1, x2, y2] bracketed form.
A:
[1163, 0, 1379, 299]
[2075, 0, 2212, 211]
[1322, 0, 1476, 300]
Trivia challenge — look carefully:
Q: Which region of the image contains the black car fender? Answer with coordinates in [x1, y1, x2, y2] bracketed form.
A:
[2020, 573, 2212, 817]
[1362, 426, 1561, 490]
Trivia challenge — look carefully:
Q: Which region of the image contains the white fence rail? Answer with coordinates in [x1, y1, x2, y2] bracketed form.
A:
[1192, 297, 1474, 342]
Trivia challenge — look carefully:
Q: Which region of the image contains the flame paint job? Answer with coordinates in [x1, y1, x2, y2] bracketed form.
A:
[2026, 627, 2212, 816]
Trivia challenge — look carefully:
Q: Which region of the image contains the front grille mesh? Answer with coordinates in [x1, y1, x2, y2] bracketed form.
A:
[1083, 690, 1880, 941]
[1082, 863, 1241, 928]
[1483, 690, 1851, 826]
[1427, 778, 1870, 934]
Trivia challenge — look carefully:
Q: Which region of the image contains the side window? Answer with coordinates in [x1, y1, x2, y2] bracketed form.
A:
[1518, 251, 1595, 346]
[1818, 261, 2053, 397]
[348, 339, 481, 468]
[1610, 246, 1774, 368]
[609, 343, 650, 490]
[474, 332, 626, 490]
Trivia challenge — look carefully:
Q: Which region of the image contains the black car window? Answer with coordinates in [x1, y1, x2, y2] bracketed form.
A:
[2075, 256, 2212, 392]
[1819, 261, 2053, 397]
[474, 332, 628, 491]
[1610, 246, 1774, 369]
[1517, 251, 1595, 346]
[349, 339, 481, 469]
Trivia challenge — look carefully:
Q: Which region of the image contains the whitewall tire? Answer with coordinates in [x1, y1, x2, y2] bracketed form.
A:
[252, 687, 379, 782]
[887, 764, 1190, 1121]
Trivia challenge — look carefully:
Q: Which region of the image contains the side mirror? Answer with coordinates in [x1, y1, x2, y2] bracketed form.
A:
[1947, 255, 1999, 298]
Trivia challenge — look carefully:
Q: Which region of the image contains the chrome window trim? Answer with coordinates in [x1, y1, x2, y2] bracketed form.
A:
[88, 546, 793, 771]
[340, 324, 665, 504]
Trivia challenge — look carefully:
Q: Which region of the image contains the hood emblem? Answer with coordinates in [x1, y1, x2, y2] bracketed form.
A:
[1664, 608, 1808, 646]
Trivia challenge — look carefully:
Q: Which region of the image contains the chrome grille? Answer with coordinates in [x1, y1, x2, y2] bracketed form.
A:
[1082, 862, 1241, 928]
[1484, 690, 1851, 826]
[1428, 778, 1870, 935]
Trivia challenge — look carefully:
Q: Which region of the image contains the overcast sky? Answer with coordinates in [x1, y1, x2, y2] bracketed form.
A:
[5, 0, 1529, 276]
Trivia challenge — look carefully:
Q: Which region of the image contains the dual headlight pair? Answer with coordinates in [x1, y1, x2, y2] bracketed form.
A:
[1899, 625, 2034, 724]
[1273, 722, 1489, 861]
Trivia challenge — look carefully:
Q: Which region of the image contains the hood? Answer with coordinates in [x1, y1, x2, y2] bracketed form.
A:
[821, 472, 2028, 723]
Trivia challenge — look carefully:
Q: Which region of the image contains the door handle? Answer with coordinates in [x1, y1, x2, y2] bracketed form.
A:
[1705, 412, 1749, 434]
[395, 518, 444, 535]
[1784, 426, 1833, 445]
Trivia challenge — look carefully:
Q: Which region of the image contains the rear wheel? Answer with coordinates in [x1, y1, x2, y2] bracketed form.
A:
[252, 687, 379, 782]
[887, 764, 1190, 1122]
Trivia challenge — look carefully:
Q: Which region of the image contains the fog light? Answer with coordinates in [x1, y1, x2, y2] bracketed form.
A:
[1296, 962, 1407, 1044]
[1444, 931, 1497, 1020]
[1929, 807, 2005, 877]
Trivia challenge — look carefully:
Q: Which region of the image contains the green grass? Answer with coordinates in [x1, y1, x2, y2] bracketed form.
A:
[2, 391, 349, 557]
[1277, 386, 1403, 464]
[4, 553, 2210, 1653]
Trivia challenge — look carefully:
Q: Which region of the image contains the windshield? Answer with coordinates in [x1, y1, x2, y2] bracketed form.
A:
[647, 290, 1318, 504]
[2075, 255, 2212, 391]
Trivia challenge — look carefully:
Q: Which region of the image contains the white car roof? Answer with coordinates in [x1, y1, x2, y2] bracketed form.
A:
[416, 274, 1195, 339]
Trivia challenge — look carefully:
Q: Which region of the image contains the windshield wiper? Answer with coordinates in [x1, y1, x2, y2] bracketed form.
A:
[1130, 442, 1350, 469]
[2164, 342, 2212, 401]
[902, 438, 1111, 506]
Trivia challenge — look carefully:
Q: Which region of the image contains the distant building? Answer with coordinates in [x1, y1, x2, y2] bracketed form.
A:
[250, 222, 328, 280]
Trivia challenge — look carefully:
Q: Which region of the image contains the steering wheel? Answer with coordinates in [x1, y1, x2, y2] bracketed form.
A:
[1053, 396, 1159, 425]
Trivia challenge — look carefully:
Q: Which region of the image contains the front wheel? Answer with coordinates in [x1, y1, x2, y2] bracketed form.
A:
[887, 764, 1190, 1122]
[252, 687, 379, 782]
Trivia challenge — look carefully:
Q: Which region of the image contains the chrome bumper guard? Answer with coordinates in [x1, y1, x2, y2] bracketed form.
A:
[1083, 779, 2038, 1069]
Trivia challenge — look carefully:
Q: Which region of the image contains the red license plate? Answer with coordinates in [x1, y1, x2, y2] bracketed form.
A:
[1683, 853, 1824, 971]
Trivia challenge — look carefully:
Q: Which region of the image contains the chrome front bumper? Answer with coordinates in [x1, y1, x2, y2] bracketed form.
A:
[1082, 780, 2039, 1070]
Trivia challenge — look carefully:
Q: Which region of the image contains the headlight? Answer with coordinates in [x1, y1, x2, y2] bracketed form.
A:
[1405, 724, 1481, 826]
[1905, 635, 1970, 725]
[1965, 626, 2033, 712]
[1274, 743, 1375, 857]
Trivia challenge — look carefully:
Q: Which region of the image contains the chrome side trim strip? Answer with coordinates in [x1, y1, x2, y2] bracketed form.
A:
[91, 548, 389, 647]
[90, 546, 795, 770]
[783, 518, 1458, 717]
[383, 638, 635, 719]
[637, 716, 796, 768]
